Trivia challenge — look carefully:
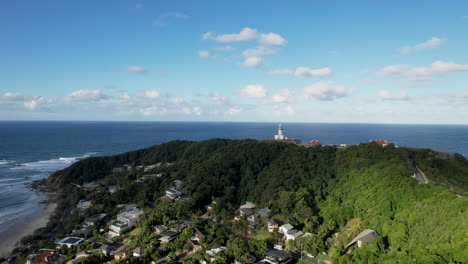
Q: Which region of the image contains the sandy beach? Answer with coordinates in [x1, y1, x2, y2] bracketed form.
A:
[0, 201, 57, 259]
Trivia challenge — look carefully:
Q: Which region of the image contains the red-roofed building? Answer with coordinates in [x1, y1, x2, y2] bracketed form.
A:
[371, 140, 388, 147]
[340, 143, 347, 147]
[32, 251, 59, 264]
[308, 140, 321, 146]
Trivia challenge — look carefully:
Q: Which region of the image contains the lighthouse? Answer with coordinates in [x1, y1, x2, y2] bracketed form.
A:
[274, 124, 288, 140]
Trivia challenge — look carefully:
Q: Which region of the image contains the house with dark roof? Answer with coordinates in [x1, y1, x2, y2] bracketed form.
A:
[263, 249, 292, 264]
[159, 230, 180, 243]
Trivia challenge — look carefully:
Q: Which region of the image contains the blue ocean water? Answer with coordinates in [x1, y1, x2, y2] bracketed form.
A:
[0, 121, 467, 236]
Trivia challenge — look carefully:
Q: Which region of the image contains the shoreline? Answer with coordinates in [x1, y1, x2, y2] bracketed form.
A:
[0, 197, 57, 259]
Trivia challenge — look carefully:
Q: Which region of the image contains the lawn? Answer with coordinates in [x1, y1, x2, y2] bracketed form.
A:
[252, 229, 272, 240]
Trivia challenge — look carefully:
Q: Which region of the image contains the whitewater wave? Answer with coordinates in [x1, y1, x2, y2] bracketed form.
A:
[12, 153, 96, 172]
[0, 159, 14, 166]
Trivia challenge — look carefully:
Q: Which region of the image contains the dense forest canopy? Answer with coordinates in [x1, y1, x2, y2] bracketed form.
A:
[47, 139, 468, 263]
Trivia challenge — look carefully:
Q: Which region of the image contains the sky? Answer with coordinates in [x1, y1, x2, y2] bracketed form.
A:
[1, 0, 468, 124]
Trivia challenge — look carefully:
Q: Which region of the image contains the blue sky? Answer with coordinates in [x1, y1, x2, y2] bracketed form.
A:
[1, 0, 468, 124]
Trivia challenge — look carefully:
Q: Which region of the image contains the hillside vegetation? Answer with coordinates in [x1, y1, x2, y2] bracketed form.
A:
[48, 139, 468, 263]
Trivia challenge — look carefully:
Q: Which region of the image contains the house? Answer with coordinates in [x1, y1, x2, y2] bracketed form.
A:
[240, 207, 254, 216]
[71, 229, 90, 238]
[308, 140, 321, 146]
[240, 201, 256, 210]
[159, 230, 180, 243]
[247, 214, 260, 223]
[278, 224, 294, 234]
[152, 256, 173, 264]
[263, 249, 291, 264]
[206, 246, 227, 262]
[110, 244, 130, 260]
[284, 230, 303, 241]
[76, 200, 92, 212]
[109, 222, 130, 236]
[108, 185, 121, 193]
[100, 244, 115, 256]
[165, 188, 183, 199]
[340, 143, 347, 147]
[82, 213, 106, 227]
[268, 219, 280, 232]
[345, 229, 379, 248]
[154, 225, 168, 234]
[133, 247, 143, 257]
[257, 208, 271, 219]
[56, 237, 85, 248]
[30, 251, 59, 264]
[370, 140, 388, 147]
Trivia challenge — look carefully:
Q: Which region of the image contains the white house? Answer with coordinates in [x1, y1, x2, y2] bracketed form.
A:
[284, 230, 303, 241]
[279, 224, 294, 234]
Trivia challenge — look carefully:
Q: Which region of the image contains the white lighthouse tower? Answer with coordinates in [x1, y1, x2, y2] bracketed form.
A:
[274, 124, 288, 140]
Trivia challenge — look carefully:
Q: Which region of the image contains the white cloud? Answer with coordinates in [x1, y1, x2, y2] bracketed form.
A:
[295, 67, 332, 77]
[272, 90, 293, 103]
[381, 61, 468, 76]
[136, 90, 160, 99]
[0, 92, 29, 101]
[203, 27, 258, 43]
[268, 69, 293, 75]
[303, 81, 347, 101]
[214, 45, 234, 51]
[328, 50, 338, 55]
[399, 37, 445, 54]
[259, 32, 287, 46]
[61, 89, 107, 102]
[238, 84, 267, 98]
[228, 106, 241, 116]
[242, 46, 275, 57]
[24, 97, 44, 110]
[181, 106, 202, 116]
[243, 56, 263, 68]
[378, 90, 410, 101]
[170, 97, 185, 105]
[154, 12, 189, 25]
[210, 93, 229, 105]
[119, 93, 131, 101]
[122, 66, 147, 74]
[198, 50, 211, 59]
[272, 105, 295, 116]
[139, 106, 166, 116]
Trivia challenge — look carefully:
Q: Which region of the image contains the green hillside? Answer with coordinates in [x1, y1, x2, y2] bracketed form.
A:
[47, 139, 468, 263]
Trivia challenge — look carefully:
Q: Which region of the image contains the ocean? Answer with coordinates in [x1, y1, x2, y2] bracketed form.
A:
[0, 121, 467, 237]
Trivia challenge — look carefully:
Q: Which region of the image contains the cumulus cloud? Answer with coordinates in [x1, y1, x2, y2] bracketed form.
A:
[139, 106, 167, 116]
[268, 69, 293, 75]
[198, 50, 211, 59]
[272, 90, 293, 103]
[399, 37, 445, 54]
[295, 67, 332, 77]
[381, 61, 468, 76]
[228, 106, 241, 116]
[238, 84, 267, 98]
[259, 32, 287, 46]
[210, 93, 229, 105]
[154, 12, 189, 25]
[202, 27, 258, 43]
[0, 92, 30, 102]
[60, 89, 107, 103]
[135, 90, 160, 99]
[181, 106, 202, 116]
[122, 66, 148, 74]
[303, 81, 347, 101]
[378, 90, 410, 101]
[243, 56, 263, 68]
[23, 98, 44, 110]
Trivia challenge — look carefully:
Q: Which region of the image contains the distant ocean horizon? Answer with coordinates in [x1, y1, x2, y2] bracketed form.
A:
[1, 121, 467, 238]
